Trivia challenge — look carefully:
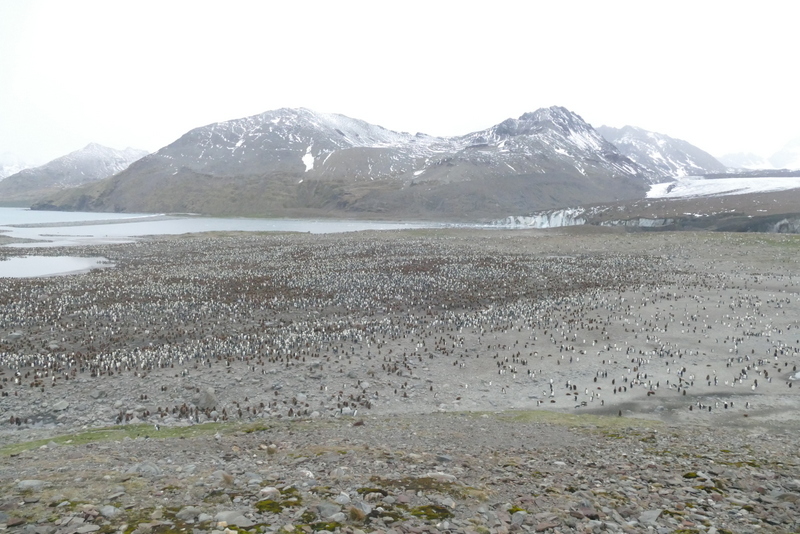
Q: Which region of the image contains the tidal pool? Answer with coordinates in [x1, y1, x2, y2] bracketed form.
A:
[0, 256, 112, 278]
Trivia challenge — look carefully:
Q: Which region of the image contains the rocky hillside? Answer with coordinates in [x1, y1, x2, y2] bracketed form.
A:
[597, 125, 728, 179]
[32, 107, 654, 220]
[0, 144, 147, 203]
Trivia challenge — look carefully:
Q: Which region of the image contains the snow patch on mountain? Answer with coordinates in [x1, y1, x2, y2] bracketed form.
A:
[647, 176, 800, 199]
[598, 125, 727, 181]
[302, 146, 314, 172]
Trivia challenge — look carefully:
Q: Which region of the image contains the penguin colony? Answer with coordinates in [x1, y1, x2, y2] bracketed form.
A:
[1, 229, 799, 431]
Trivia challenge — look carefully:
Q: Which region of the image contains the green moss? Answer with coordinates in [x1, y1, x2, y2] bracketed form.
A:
[694, 485, 724, 495]
[308, 521, 342, 532]
[299, 510, 317, 523]
[255, 499, 284, 514]
[370, 476, 465, 498]
[410, 505, 453, 521]
[682, 472, 698, 479]
[0, 422, 230, 456]
[255, 487, 303, 514]
[368, 504, 405, 523]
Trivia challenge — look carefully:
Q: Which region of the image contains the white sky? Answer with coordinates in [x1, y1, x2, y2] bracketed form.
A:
[1, 0, 797, 165]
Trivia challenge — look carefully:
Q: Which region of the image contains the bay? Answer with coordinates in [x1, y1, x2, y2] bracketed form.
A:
[0, 208, 451, 277]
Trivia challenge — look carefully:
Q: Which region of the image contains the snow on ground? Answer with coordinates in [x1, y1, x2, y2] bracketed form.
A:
[647, 176, 800, 199]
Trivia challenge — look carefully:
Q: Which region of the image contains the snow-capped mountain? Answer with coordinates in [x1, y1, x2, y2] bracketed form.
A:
[33, 107, 653, 218]
[0, 143, 148, 202]
[138, 106, 643, 185]
[151, 107, 457, 181]
[597, 125, 728, 180]
[770, 137, 800, 170]
[32, 107, 689, 219]
[718, 152, 774, 171]
[0, 152, 32, 180]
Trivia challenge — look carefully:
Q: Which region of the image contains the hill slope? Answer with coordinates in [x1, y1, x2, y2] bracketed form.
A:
[0, 144, 147, 203]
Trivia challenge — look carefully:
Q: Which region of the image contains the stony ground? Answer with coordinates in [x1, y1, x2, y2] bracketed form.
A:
[2, 228, 800, 534]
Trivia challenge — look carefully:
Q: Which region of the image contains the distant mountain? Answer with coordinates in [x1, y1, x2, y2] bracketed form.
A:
[33, 107, 654, 220]
[597, 125, 728, 179]
[718, 152, 774, 171]
[0, 152, 32, 180]
[770, 137, 800, 170]
[0, 144, 148, 203]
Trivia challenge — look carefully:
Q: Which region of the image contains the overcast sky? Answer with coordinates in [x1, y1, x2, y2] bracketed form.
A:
[1, 0, 797, 165]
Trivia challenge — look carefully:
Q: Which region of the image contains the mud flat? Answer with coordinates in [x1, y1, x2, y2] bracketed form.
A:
[1, 228, 799, 533]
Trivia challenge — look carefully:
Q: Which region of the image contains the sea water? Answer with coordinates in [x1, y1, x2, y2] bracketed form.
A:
[0, 208, 448, 277]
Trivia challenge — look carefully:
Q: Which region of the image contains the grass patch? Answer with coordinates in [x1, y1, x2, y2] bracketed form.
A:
[0, 420, 271, 457]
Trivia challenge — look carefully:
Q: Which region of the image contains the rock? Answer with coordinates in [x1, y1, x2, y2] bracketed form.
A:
[126, 462, 163, 477]
[100, 505, 120, 519]
[352, 500, 372, 515]
[214, 511, 254, 527]
[193, 387, 218, 410]
[52, 400, 69, 411]
[259, 487, 280, 499]
[328, 513, 346, 523]
[176, 507, 202, 521]
[638, 509, 662, 525]
[89, 390, 106, 399]
[75, 525, 100, 533]
[535, 522, 559, 532]
[334, 493, 351, 505]
[511, 511, 527, 525]
[16, 480, 45, 491]
[425, 472, 456, 482]
[315, 502, 341, 519]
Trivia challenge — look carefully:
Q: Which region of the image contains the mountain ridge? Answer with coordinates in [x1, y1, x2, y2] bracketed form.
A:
[596, 125, 727, 179]
[0, 144, 148, 204]
[30, 107, 722, 220]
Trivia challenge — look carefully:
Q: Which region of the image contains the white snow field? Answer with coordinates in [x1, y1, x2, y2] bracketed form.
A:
[647, 175, 800, 199]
